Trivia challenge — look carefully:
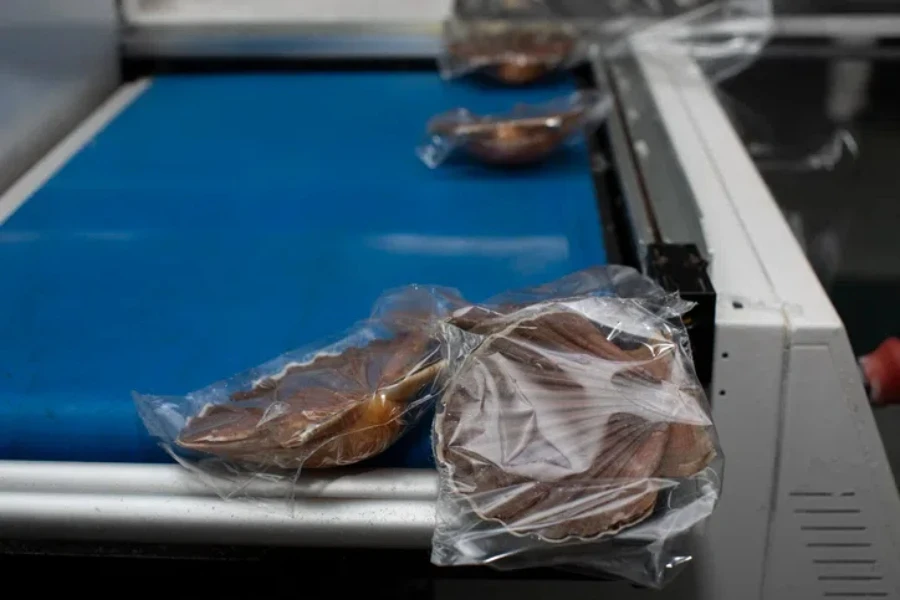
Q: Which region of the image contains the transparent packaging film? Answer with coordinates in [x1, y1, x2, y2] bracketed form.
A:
[430, 266, 721, 588]
[450, 0, 773, 84]
[417, 90, 611, 168]
[439, 18, 590, 84]
[134, 266, 722, 587]
[134, 285, 463, 497]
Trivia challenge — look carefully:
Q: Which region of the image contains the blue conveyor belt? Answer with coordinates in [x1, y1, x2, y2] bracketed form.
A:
[0, 71, 605, 466]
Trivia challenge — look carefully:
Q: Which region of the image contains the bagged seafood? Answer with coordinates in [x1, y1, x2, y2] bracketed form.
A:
[134, 285, 461, 495]
[430, 266, 721, 588]
[451, 0, 772, 84]
[417, 90, 610, 168]
[438, 19, 589, 85]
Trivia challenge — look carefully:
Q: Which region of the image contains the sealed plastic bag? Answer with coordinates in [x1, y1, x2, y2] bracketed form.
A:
[134, 285, 458, 492]
[431, 266, 721, 588]
[439, 18, 589, 84]
[453, 0, 773, 84]
[417, 90, 610, 168]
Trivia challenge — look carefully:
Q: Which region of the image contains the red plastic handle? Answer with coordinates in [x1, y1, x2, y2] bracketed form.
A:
[861, 337, 900, 405]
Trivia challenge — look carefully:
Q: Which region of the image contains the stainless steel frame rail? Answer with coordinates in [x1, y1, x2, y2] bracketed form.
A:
[0, 462, 436, 547]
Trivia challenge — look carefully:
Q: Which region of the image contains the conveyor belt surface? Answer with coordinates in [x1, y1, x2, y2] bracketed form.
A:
[0, 71, 605, 466]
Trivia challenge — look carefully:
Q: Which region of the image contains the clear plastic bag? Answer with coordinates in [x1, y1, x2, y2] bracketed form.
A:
[452, 0, 773, 84]
[134, 285, 461, 495]
[430, 266, 721, 588]
[438, 18, 590, 84]
[417, 90, 611, 168]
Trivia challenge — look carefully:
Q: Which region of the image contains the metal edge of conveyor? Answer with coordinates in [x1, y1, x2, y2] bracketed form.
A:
[596, 60, 655, 272]
[602, 53, 709, 261]
[0, 461, 436, 548]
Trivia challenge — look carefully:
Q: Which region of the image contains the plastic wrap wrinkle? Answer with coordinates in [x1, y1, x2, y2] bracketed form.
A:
[174, 334, 442, 469]
[439, 19, 588, 84]
[451, 0, 773, 84]
[430, 267, 721, 588]
[134, 285, 462, 492]
[418, 90, 611, 168]
[720, 89, 860, 173]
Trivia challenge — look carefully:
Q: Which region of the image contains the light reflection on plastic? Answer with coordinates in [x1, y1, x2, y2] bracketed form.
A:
[750, 128, 859, 173]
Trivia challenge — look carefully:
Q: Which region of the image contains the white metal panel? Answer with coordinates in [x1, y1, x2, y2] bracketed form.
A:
[693, 308, 786, 600]
[121, 0, 453, 25]
[0, 0, 118, 194]
[765, 343, 900, 599]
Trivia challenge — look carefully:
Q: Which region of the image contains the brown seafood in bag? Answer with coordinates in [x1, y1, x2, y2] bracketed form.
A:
[434, 299, 717, 544]
[430, 110, 583, 166]
[177, 332, 445, 469]
[417, 91, 610, 168]
[655, 421, 717, 478]
[446, 302, 677, 382]
[440, 20, 583, 84]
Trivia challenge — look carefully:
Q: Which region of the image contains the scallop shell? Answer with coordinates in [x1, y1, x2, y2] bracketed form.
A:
[447, 305, 676, 383]
[436, 369, 670, 541]
[436, 304, 716, 542]
[177, 332, 443, 469]
[655, 422, 716, 478]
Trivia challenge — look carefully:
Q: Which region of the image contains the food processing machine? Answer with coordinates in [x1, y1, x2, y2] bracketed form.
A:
[1, 1, 899, 598]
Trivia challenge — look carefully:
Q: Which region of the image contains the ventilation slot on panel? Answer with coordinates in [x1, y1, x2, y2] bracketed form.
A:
[789, 489, 888, 599]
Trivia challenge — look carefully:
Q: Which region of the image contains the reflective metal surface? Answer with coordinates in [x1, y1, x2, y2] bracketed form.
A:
[0, 461, 438, 499]
[601, 72, 655, 268]
[601, 55, 710, 261]
[0, 494, 435, 548]
[0, 461, 435, 547]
